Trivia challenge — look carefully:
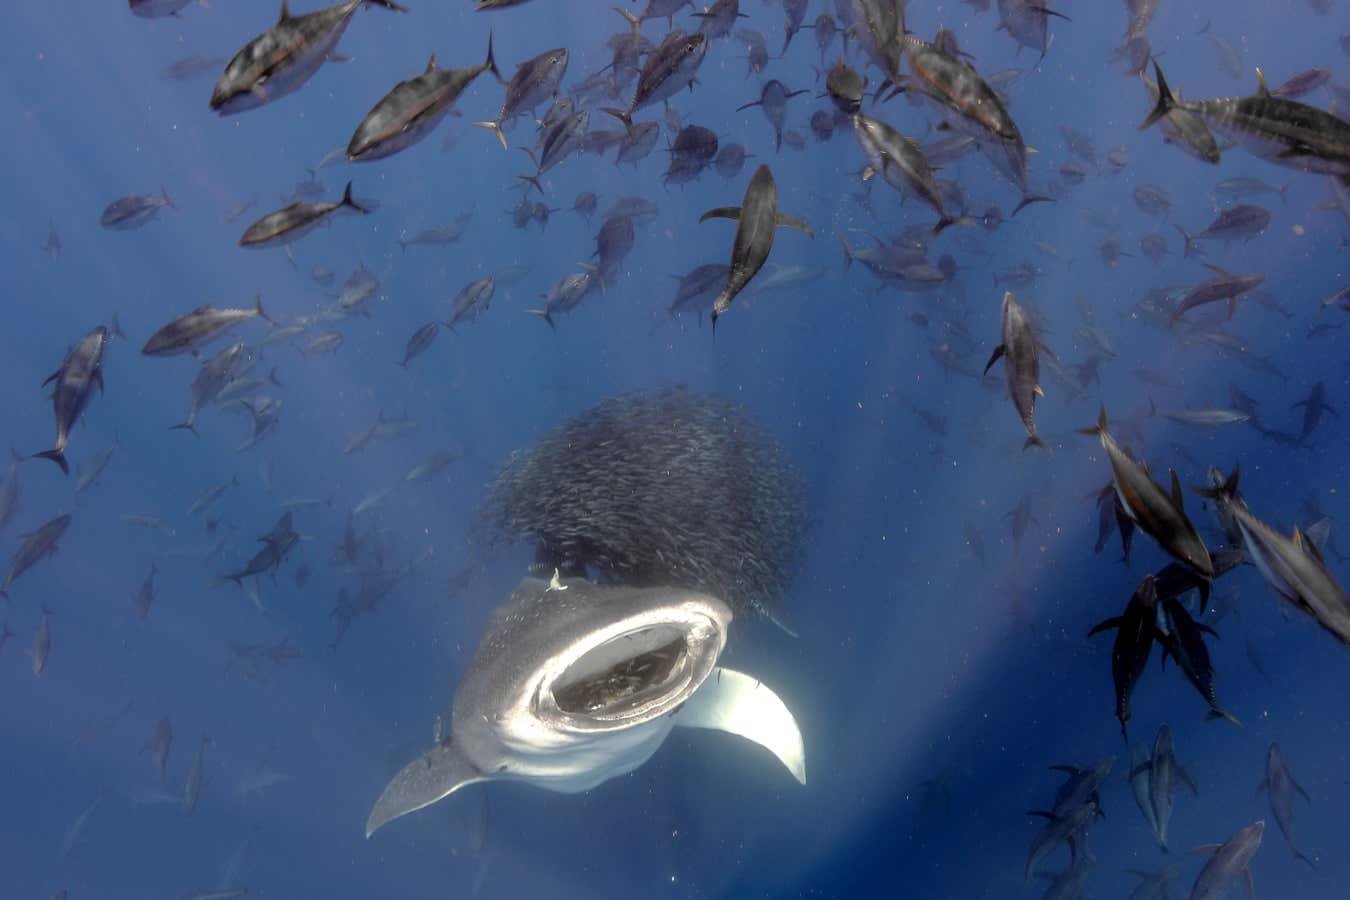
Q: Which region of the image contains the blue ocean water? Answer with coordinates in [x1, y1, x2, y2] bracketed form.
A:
[2, 0, 1348, 897]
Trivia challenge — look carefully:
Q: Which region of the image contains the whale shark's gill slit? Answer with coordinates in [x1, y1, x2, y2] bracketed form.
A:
[553, 627, 689, 717]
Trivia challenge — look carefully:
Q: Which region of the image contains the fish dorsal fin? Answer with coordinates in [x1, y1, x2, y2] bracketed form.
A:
[426, 52, 438, 74]
[1255, 68, 1269, 98]
[1291, 526, 1303, 549]
[279, 0, 290, 22]
[366, 739, 488, 837]
[676, 666, 805, 786]
[1170, 469, 1185, 511]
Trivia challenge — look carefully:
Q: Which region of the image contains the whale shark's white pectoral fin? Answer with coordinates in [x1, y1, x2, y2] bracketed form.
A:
[677, 666, 806, 786]
[366, 740, 488, 838]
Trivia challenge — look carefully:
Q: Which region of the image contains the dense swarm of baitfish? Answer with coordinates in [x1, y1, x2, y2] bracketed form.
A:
[480, 389, 807, 623]
[9, 0, 1350, 895]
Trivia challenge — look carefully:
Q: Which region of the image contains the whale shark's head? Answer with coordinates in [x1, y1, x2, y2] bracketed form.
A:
[367, 577, 804, 837]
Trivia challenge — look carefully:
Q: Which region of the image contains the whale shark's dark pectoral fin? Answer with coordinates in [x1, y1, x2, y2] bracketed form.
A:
[366, 739, 488, 837]
[676, 666, 806, 786]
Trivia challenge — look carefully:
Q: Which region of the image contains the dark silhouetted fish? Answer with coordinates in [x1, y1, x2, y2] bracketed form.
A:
[1157, 596, 1241, 726]
[1088, 575, 1159, 739]
[699, 164, 813, 329]
[739, 79, 808, 152]
[1, 515, 71, 600]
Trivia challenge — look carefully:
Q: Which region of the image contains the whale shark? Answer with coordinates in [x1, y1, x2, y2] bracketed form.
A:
[366, 576, 805, 836]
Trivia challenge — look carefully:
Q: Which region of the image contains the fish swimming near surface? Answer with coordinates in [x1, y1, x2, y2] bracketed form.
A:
[1258, 742, 1315, 868]
[700, 164, 813, 329]
[1079, 407, 1213, 578]
[1189, 821, 1264, 900]
[984, 291, 1054, 455]
[366, 577, 805, 836]
[348, 37, 501, 161]
[210, 0, 409, 115]
[34, 326, 107, 475]
[239, 182, 369, 248]
[1142, 62, 1350, 176]
[100, 187, 176, 230]
[143, 297, 271, 357]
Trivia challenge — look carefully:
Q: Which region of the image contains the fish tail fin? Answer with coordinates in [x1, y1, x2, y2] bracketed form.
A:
[268, 366, 283, 387]
[1174, 224, 1197, 257]
[366, 0, 409, 12]
[517, 174, 544, 195]
[601, 108, 635, 136]
[1023, 434, 1053, 456]
[483, 31, 503, 85]
[836, 230, 854, 271]
[341, 181, 369, 214]
[1193, 464, 1240, 501]
[32, 449, 69, 476]
[526, 308, 556, 330]
[253, 293, 274, 324]
[472, 120, 508, 150]
[1139, 60, 1177, 130]
[932, 215, 964, 235]
[1293, 848, 1317, 870]
[615, 6, 641, 45]
[1075, 404, 1108, 437]
[1204, 708, 1243, 728]
[161, 185, 178, 212]
[1011, 194, 1054, 217]
[169, 421, 199, 436]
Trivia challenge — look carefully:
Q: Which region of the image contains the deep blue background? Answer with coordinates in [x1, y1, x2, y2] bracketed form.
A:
[1, 1, 1347, 897]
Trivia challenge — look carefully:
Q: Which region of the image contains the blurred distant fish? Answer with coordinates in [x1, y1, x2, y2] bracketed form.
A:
[130, 0, 206, 17]
[397, 210, 474, 253]
[143, 717, 173, 783]
[996, 0, 1069, 62]
[41, 220, 61, 262]
[100, 187, 176, 230]
[222, 198, 257, 224]
[131, 562, 158, 621]
[1157, 595, 1240, 725]
[447, 276, 495, 329]
[210, 0, 408, 115]
[161, 54, 227, 82]
[183, 734, 211, 815]
[0, 450, 21, 533]
[75, 439, 117, 496]
[1175, 205, 1270, 256]
[58, 788, 103, 858]
[121, 514, 176, 536]
[404, 449, 460, 483]
[1259, 743, 1315, 867]
[240, 181, 369, 248]
[1272, 67, 1331, 99]
[398, 322, 439, 367]
[31, 605, 52, 676]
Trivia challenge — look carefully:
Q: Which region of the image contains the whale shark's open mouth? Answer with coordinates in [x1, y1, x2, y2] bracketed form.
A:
[552, 626, 691, 719]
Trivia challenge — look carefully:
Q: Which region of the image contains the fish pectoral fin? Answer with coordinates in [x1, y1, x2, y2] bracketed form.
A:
[366, 739, 488, 838]
[774, 212, 814, 237]
[699, 206, 742, 223]
[1188, 842, 1223, 856]
[983, 344, 1006, 375]
[1177, 764, 1199, 796]
[676, 666, 805, 786]
[1169, 469, 1185, 511]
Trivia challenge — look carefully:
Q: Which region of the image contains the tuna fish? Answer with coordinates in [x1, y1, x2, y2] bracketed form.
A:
[143, 297, 271, 357]
[1189, 821, 1263, 900]
[700, 164, 813, 329]
[1175, 205, 1271, 256]
[984, 291, 1054, 454]
[1157, 597, 1242, 726]
[0, 515, 71, 601]
[34, 327, 107, 474]
[1258, 743, 1315, 867]
[348, 38, 501, 161]
[473, 47, 567, 150]
[239, 182, 369, 248]
[210, 0, 408, 115]
[100, 188, 176, 230]
[1088, 575, 1160, 739]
